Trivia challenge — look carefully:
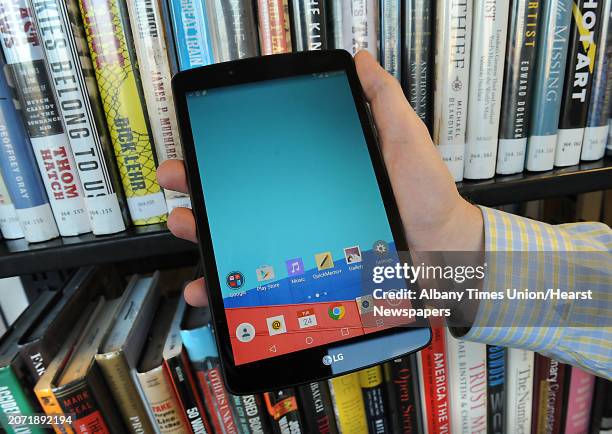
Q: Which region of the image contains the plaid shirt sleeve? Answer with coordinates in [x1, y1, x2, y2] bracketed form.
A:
[461, 206, 612, 380]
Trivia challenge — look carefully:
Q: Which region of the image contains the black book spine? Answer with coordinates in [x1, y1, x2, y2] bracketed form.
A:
[359, 366, 390, 434]
[297, 381, 339, 434]
[264, 388, 304, 434]
[402, 0, 434, 132]
[384, 356, 424, 434]
[486, 345, 505, 434]
[288, 0, 328, 51]
[236, 394, 271, 434]
[589, 377, 611, 433]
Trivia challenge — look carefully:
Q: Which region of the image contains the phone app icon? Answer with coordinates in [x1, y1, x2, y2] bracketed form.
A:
[266, 315, 287, 336]
[226, 272, 244, 289]
[344, 246, 362, 264]
[286, 258, 304, 276]
[297, 308, 317, 329]
[315, 252, 334, 271]
[328, 303, 345, 320]
[256, 265, 275, 282]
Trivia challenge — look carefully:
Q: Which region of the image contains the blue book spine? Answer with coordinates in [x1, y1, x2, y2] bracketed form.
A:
[0, 62, 59, 242]
[486, 345, 505, 434]
[525, 0, 573, 171]
[169, 0, 214, 70]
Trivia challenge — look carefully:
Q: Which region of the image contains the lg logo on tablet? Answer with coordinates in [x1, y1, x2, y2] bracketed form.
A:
[322, 354, 344, 365]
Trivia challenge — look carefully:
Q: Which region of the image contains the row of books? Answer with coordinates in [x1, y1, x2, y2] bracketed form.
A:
[0, 266, 610, 434]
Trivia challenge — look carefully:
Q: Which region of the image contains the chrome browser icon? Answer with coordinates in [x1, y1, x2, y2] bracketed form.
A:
[328, 303, 345, 320]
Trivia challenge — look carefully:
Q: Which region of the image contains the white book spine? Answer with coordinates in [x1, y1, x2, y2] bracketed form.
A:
[341, 0, 379, 59]
[581, 125, 610, 160]
[505, 349, 534, 434]
[446, 330, 487, 434]
[497, 138, 527, 174]
[0, 173, 24, 239]
[433, 0, 472, 181]
[463, 0, 510, 179]
[555, 128, 585, 166]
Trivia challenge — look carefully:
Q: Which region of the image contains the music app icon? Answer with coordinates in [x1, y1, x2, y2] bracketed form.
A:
[285, 257, 304, 276]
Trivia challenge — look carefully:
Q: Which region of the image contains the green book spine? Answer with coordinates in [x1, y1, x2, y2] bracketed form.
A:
[0, 366, 46, 434]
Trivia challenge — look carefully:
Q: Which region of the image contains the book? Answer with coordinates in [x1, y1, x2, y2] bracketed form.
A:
[158, 0, 180, 76]
[126, 0, 191, 212]
[328, 373, 368, 433]
[257, 0, 292, 55]
[233, 394, 270, 434]
[95, 273, 161, 434]
[504, 349, 534, 433]
[288, 0, 328, 51]
[29, 0, 129, 235]
[52, 298, 126, 433]
[168, 0, 214, 70]
[588, 377, 611, 434]
[402, 0, 434, 131]
[496, 0, 542, 174]
[163, 297, 212, 434]
[380, 0, 401, 80]
[0, 173, 22, 239]
[359, 365, 390, 433]
[463, 0, 510, 179]
[525, 0, 573, 171]
[0, 0, 91, 236]
[417, 327, 451, 434]
[384, 356, 424, 434]
[340, 0, 379, 58]
[581, 0, 612, 161]
[432, 0, 472, 181]
[0, 277, 29, 326]
[0, 59, 58, 242]
[264, 388, 305, 434]
[180, 306, 240, 434]
[329, 0, 344, 49]
[486, 345, 504, 434]
[78, 0, 168, 225]
[138, 297, 190, 433]
[531, 354, 567, 434]
[205, 0, 260, 62]
[562, 367, 596, 434]
[297, 381, 339, 434]
[555, 0, 604, 167]
[446, 331, 487, 434]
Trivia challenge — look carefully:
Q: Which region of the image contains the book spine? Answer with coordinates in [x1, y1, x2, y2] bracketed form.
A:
[0, 173, 23, 239]
[402, 0, 434, 131]
[525, 0, 573, 171]
[257, 0, 292, 55]
[463, 0, 510, 179]
[486, 345, 504, 434]
[35, 386, 74, 434]
[384, 356, 424, 434]
[288, 0, 327, 51]
[328, 373, 368, 433]
[563, 368, 596, 434]
[78, 0, 168, 225]
[359, 365, 390, 433]
[54, 380, 112, 434]
[168, 0, 213, 70]
[264, 389, 304, 434]
[0, 366, 46, 434]
[340, 0, 379, 59]
[588, 376, 610, 434]
[205, 0, 260, 62]
[235, 394, 270, 434]
[126, 0, 191, 211]
[380, 0, 401, 80]
[29, 0, 128, 234]
[504, 349, 534, 434]
[0, 0, 91, 236]
[555, 0, 604, 166]
[496, 0, 542, 174]
[432, 0, 472, 181]
[164, 353, 211, 434]
[581, 0, 612, 160]
[329, 0, 344, 49]
[446, 330, 487, 434]
[0, 60, 58, 242]
[297, 381, 339, 434]
[531, 354, 567, 434]
[96, 353, 157, 434]
[138, 365, 191, 434]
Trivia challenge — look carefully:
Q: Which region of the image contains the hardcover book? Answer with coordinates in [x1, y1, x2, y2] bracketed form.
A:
[328, 372, 368, 433]
[0, 174, 22, 239]
[257, 0, 292, 55]
[264, 388, 305, 434]
[384, 356, 424, 434]
[297, 381, 338, 434]
[168, 0, 214, 70]
[340, 0, 379, 58]
[562, 367, 596, 434]
[505, 349, 534, 433]
[205, 0, 260, 62]
[233, 394, 270, 434]
[380, 0, 401, 80]
[289, 0, 327, 51]
[359, 365, 390, 433]
[531, 354, 567, 434]
[486, 345, 505, 434]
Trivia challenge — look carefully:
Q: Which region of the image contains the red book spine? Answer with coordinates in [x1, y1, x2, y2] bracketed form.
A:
[531, 354, 567, 434]
[56, 385, 110, 434]
[420, 327, 451, 434]
[257, 0, 291, 54]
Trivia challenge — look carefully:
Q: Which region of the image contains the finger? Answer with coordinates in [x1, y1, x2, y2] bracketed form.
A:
[184, 277, 208, 307]
[157, 159, 189, 194]
[167, 207, 197, 243]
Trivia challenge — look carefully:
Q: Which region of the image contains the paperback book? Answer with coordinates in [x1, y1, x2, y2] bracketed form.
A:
[264, 389, 305, 434]
[297, 381, 338, 434]
[289, 0, 327, 51]
[258, 0, 293, 55]
[384, 356, 423, 434]
[328, 373, 368, 433]
[206, 0, 260, 62]
[340, 0, 379, 58]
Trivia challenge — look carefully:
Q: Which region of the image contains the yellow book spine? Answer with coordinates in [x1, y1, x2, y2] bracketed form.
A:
[329, 373, 368, 433]
[34, 388, 74, 434]
[78, 0, 167, 225]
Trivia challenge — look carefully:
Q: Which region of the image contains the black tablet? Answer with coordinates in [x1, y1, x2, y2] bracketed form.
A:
[172, 50, 431, 393]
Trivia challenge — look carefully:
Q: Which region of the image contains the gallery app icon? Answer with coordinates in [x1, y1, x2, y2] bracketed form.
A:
[344, 246, 362, 264]
[315, 252, 334, 271]
[286, 258, 304, 276]
[226, 272, 244, 289]
[256, 265, 275, 282]
[266, 315, 287, 336]
[297, 308, 317, 329]
[328, 303, 346, 320]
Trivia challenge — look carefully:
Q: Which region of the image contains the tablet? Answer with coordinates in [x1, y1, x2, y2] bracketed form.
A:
[172, 50, 431, 393]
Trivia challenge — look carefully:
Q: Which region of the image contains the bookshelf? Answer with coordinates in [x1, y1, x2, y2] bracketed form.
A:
[2, 157, 611, 278]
